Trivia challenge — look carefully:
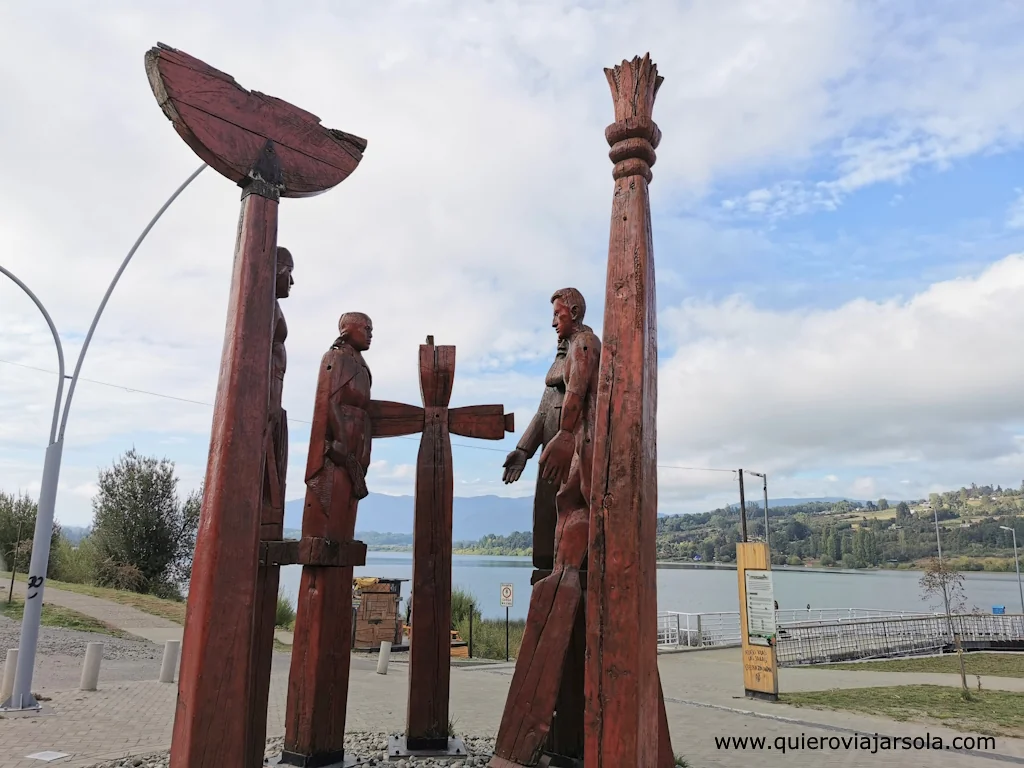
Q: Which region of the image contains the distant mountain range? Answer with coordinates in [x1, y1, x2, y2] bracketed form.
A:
[284, 493, 535, 541]
[282, 494, 874, 540]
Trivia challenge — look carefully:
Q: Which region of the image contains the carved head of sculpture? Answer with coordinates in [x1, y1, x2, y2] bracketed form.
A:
[337, 312, 373, 352]
[276, 247, 294, 299]
[550, 288, 586, 341]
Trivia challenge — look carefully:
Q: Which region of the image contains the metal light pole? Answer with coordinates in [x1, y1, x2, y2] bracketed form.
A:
[737, 469, 748, 542]
[0, 163, 206, 710]
[746, 471, 770, 555]
[999, 526, 1023, 615]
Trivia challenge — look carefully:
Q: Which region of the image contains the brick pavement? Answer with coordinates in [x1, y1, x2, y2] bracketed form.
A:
[3, 649, 1024, 768]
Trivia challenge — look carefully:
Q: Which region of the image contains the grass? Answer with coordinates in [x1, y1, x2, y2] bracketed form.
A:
[1, 596, 127, 638]
[782, 685, 1024, 738]
[819, 652, 1024, 679]
[1, 571, 186, 624]
[458, 616, 526, 660]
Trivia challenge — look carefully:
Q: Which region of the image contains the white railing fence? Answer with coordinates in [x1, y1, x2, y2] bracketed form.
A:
[656, 609, 1024, 662]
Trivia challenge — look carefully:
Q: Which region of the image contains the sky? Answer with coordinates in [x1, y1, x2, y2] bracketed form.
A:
[4, 1, 1024, 529]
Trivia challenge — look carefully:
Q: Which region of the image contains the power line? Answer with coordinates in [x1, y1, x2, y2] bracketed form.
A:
[0, 357, 740, 472]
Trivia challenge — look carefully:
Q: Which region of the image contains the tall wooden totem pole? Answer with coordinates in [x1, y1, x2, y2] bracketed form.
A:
[585, 52, 667, 767]
[144, 44, 367, 768]
[488, 54, 671, 768]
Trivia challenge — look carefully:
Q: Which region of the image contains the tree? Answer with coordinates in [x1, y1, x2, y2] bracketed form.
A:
[877, 498, 889, 511]
[919, 557, 970, 615]
[895, 501, 911, 522]
[0, 491, 62, 578]
[90, 449, 201, 598]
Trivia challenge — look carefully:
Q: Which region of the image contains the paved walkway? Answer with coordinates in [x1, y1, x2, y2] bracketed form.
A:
[4, 584, 1024, 767]
[2, 647, 1023, 768]
[7, 580, 291, 645]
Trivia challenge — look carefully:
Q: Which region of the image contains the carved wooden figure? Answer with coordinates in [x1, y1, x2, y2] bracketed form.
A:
[245, 246, 294, 768]
[280, 313, 375, 768]
[502, 337, 568, 572]
[585, 53, 670, 767]
[490, 288, 601, 768]
[369, 337, 514, 755]
[502, 338, 586, 761]
[145, 43, 366, 768]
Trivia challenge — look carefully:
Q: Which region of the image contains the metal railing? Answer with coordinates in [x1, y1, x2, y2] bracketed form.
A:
[775, 613, 1024, 666]
[657, 612, 741, 648]
[656, 608, 928, 650]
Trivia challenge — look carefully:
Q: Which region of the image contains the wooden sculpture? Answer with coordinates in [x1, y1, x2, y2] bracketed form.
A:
[585, 53, 671, 767]
[503, 336, 586, 762]
[502, 337, 568, 572]
[146, 43, 366, 768]
[490, 289, 600, 768]
[489, 54, 674, 768]
[281, 313, 375, 767]
[370, 337, 514, 756]
[245, 246, 294, 768]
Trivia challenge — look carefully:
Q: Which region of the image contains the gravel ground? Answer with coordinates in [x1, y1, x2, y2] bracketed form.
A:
[83, 733, 499, 767]
[0, 615, 162, 662]
[0, 615, 166, 690]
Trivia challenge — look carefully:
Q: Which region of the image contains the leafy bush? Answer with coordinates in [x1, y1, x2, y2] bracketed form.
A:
[276, 589, 296, 628]
[48, 535, 98, 584]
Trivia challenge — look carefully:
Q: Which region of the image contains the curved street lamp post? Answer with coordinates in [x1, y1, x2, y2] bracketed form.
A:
[0, 163, 206, 710]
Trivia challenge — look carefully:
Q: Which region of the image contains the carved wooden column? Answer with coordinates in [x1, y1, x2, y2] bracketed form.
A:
[584, 53, 666, 768]
[145, 42, 366, 768]
[369, 337, 514, 757]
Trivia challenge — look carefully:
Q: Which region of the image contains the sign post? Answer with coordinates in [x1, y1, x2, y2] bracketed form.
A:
[500, 583, 514, 662]
[736, 542, 779, 701]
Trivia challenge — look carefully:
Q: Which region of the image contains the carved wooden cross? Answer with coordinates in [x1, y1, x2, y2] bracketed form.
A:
[370, 336, 514, 751]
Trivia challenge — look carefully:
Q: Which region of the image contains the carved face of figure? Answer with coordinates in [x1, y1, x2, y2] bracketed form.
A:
[552, 298, 577, 340]
[276, 247, 294, 299]
[339, 313, 373, 352]
[276, 264, 294, 299]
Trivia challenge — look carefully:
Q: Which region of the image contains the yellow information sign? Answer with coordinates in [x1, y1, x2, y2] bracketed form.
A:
[736, 541, 779, 700]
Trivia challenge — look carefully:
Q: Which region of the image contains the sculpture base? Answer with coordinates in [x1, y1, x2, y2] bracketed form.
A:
[267, 749, 359, 768]
[387, 734, 468, 760]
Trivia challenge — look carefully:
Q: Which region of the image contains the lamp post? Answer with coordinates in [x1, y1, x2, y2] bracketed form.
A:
[0, 163, 206, 710]
[999, 525, 1023, 615]
[746, 471, 770, 556]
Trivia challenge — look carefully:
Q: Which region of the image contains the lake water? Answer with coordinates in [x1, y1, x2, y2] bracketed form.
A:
[278, 552, 1024, 620]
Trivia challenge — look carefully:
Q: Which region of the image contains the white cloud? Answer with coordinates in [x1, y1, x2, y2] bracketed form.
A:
[2, 1, 1024, 524]
[657, 254, 1024, 509]
[720, 4, 1024, 219]
[1007, 189, 1024, 230]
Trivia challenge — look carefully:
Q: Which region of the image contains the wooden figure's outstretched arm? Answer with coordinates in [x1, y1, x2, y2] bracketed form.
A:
[503, 391, 547, 484]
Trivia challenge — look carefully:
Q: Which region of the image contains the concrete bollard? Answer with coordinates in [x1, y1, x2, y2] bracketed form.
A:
[1, 648, 18, 701]
[159, 640, 181, 683]
[376, 640, 392, 675]
[79, 642, 104, 691]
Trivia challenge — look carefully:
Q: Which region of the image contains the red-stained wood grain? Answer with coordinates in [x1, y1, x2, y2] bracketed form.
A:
[407, 402, 455, 749]
[146, 43, 366, 197]
[584, 54, 666, 768]
[283, 345, 372, 765]
[169, 191, 278, 768]
[449, 404, 514, 439]
[369, 339, 512, 750]
[246, 420, 286, 768]
[491, 569, 582, 764]
[369, 400, 425, 437]
[549, 595, 586, 760]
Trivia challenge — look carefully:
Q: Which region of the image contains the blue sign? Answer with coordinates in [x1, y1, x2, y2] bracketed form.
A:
[993, 605, 1006, 615]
